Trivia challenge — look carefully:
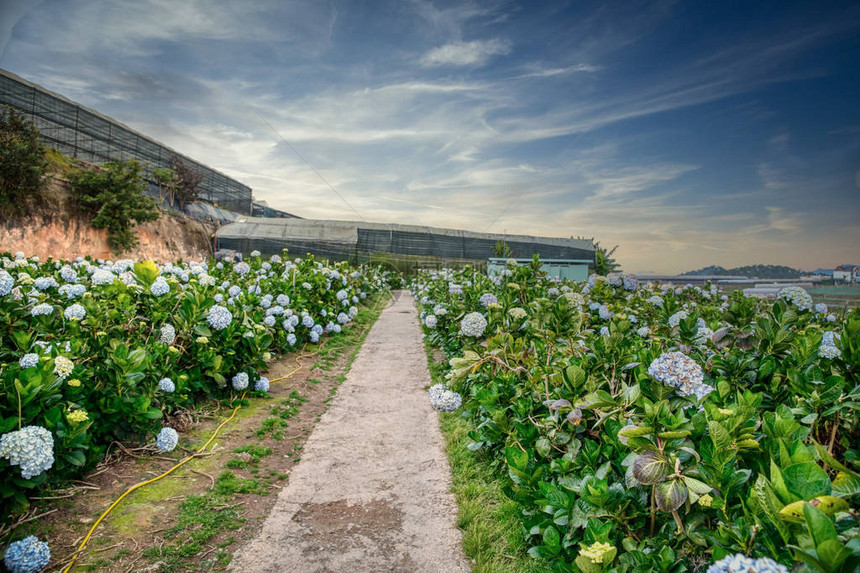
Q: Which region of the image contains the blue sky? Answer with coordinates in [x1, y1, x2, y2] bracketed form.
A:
[1, 0, 858, 273]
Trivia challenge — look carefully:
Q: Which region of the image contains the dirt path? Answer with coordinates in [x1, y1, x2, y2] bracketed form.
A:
[229, 292, 469, 573]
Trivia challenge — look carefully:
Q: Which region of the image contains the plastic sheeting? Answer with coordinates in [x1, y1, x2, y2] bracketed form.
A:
[216, 218, 595, 263]
[1, 68, 253, 214]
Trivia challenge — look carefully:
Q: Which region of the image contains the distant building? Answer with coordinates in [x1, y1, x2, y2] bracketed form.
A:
[833, 265, 859, 283]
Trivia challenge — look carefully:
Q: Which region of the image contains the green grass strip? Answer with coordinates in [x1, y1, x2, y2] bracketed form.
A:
[440, 414, 548, 573]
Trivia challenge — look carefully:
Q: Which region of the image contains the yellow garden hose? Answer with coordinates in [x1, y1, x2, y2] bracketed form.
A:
[60, 349, 317, 573]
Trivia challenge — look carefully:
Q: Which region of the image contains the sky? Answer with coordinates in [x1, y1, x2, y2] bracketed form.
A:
[1, 0, 859, 274]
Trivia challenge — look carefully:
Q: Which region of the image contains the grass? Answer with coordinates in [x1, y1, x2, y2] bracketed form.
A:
[141, 471, 256, 571]
[255, 391, 306, 440]
[426, 344, 548, 573]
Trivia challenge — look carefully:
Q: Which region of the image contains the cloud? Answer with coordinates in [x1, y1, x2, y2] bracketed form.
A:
[420, 39, 510, 67]
[515, 64, 601, 78]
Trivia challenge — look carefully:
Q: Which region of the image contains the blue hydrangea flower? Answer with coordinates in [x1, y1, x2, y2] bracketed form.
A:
[59, 284, 86, 299]
[668, 310, 688, 328]
[234, 262, 251, 275]
[312, 324, 324, 335]
[428, 384, 462, 412]
[4, 535, 51, 573]
[264, 316, 276, 326]
[309, 331, 320, 343]
[276, 294, 290, 306]
[90, 269, 115, 286]
[214, 293, 224, 303]
[260, 297, 272, 309]
[460, 312, 487, 337]
[479, 293, 498, 307]
[63, 303, 86, 321]
[336, 289, 348, 301]
[648, 351, 713, 400]
[337, 312, 349, 324]
[156, 427, 179, 452]
[231, 372, 249, 391]
[302, 315, 314, 328]
[255, 377, 270, 392]
[150, 278, 170, 296]
[60, 265, 78, 283]
[158, 377, 175, 393]
[19, 354, 39, 369]
[287, 333, 297, 346]
[159, 324, 176, 345]
[266, 305, 284, 316]
[33, 277, 58, 291]
[31, 303, 53, 317]
[706, 554, 787, 573]
[0, 426, 54, 479]
[598, 305, 613, 321]
[0, 270, 15, 296]
[777, 286, 813, 311]
[228, 285, 241, 298]
[207, 305, 233, 330]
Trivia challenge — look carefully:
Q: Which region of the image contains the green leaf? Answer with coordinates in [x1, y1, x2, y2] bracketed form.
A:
[708, 420, 732, 450]
[133, 260, 161, 288]
[655, 479, 688, 512]
[631, 451, 671, 485]
[754, 476, 792, 544]
[817, 539, 851, 572]
[535, 437, 551, 457]
[783, 462, 832, 499]
[506, 446, 529, 472]
[565, 364, 586, 388]
[803, 503, 838, 547]
[543, 525, 561, 551]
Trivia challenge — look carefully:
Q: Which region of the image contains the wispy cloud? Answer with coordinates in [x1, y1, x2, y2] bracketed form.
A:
[1, 0, 857, 273]
[515, 64, 601, 78]
[420, 39, 510, 67]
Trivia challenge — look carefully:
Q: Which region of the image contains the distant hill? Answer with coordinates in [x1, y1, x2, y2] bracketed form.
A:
[681, 264, 803, 279]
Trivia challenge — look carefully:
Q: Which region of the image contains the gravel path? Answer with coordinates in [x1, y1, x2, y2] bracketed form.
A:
[230, 292, 469, 573]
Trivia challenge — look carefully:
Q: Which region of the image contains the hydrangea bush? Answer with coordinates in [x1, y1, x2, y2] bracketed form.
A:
[412, 256, 860, 572]
[0, 251, 394, 529]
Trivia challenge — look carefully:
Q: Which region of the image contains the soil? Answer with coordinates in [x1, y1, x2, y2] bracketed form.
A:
[228, 292, 469, 573]
[19, 299, 384, 573]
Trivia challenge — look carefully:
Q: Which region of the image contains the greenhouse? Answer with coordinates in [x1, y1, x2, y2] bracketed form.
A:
[0, 68, 253, 214]
[215, 217, 596, 269]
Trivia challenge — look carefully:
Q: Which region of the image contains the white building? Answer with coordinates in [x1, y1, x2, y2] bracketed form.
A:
[833, 264, 859, 283]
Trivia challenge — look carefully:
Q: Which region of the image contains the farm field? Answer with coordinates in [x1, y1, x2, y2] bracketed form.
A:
[414, 259, 859, 573]
[0, 251, 396, 571]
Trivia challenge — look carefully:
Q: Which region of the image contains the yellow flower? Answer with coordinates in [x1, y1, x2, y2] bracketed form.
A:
[262, 352, 272, 362]
[168, 346, 180, 355]
[196, 336, 209, 344]
[67, 378, 82, 387]
[67, 410, 89, 424]
[718, 408, 733, 416]
[580, 541, 614, 564]
[698, 494, 713, 508]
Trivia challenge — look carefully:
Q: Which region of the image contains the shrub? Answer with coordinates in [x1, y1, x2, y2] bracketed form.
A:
[67, 159, 160, 252]
[0, 106, 48, 215]
[414, 263, 860, 571]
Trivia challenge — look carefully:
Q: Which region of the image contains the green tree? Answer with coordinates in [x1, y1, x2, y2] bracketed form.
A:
[170, 156, 205, 210]
[574, 236, 621, 276]
[151, 166, 178, 205]
[68, 159, 160, 252]
[493, 239, 513, 258]
[0, 106, 48, 215]
[594, 240, 621, 275]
